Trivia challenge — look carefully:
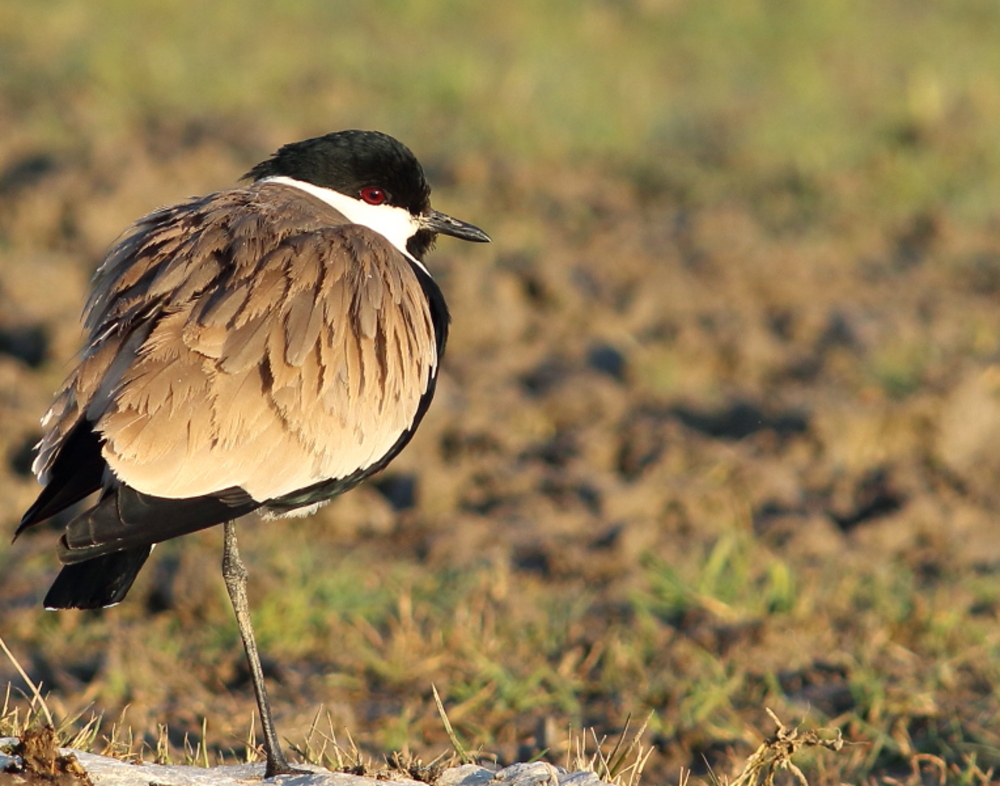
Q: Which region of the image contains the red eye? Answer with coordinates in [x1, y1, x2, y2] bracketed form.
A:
[360, 187, 387, 205]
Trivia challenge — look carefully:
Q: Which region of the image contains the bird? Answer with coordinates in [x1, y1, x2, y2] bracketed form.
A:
[14, 129, 490, 777]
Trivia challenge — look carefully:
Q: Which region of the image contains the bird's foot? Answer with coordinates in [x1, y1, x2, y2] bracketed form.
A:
[264, 758, 310, 779]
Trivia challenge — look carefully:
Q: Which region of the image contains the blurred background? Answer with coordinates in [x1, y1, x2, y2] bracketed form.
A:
[3, 1, 1000, 783]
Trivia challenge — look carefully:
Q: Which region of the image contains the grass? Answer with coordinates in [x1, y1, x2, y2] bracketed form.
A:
[3, 1, 1000, 220]
[6, 522, 1000, 781]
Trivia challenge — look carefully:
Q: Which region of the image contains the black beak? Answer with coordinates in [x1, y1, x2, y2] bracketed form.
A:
[422, 210, 491, 243]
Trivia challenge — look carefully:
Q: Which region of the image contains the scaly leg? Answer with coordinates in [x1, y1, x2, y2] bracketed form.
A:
[222, 521, 302, 777]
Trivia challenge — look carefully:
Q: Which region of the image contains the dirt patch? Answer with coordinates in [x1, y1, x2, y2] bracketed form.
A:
[1, 727, 93, 786]
[3, 120, 1000, 783]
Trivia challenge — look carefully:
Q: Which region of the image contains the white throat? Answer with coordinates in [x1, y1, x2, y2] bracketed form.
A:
[263, 176, 425, 268]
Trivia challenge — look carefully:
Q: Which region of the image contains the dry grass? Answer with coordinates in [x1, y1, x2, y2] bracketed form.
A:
[567, 714, 655, 786]
[723, 710, 843, 786]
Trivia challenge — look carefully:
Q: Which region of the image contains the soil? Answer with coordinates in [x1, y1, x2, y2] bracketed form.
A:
[2, 123, 1000, 783]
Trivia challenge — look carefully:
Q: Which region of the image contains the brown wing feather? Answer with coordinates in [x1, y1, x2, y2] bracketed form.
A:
[34, 181, 438, 502]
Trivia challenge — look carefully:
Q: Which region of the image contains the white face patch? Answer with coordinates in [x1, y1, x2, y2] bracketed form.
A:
[263, 176, 425, 267]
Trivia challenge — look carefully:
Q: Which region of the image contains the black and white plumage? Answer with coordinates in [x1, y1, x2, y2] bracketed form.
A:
[15, 129, 490, 776]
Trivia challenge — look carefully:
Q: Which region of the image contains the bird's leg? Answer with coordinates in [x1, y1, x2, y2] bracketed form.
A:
[222, 521, 302, 778]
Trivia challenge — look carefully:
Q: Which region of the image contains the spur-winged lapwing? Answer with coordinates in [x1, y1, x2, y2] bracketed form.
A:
[15, 129, 490, 777]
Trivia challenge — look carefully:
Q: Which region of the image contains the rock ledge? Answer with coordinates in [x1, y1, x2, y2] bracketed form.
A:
[1, 738, 610, 786]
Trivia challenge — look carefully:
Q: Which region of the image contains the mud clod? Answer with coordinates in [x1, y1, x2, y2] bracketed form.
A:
[1, 727, 93, 786]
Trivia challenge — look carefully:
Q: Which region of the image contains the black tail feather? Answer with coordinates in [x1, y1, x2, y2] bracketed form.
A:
[59, 485, 260, 563]
[34, 482, 259, 610]
[44, 546, 153, 609]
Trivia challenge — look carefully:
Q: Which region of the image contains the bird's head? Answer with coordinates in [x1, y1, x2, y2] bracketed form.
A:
[245, 129, 490, 261]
